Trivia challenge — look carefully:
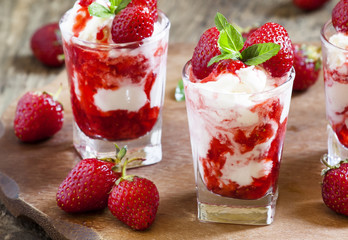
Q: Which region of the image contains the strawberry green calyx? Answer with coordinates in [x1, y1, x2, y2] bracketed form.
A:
[320, 154, 348, 176]
[99, 144, 128, 172]
[88, 0, 131, 18]
[115, 157, 145, 185]
[208, 12, 280, 67]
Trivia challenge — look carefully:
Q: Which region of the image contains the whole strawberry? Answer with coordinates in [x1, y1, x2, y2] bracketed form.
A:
[111, 5, 154, 43]
[191, 13, 290, 82]
[332, 0, 348, 34]
[243, 22, 294, 77]
[56, 145, 126, 213]
[14, 90, 64, 142]
[191, 27, 221, 80]
[293, 0, 330, 11]
[292, 43, 322, 91]
[321, 155, 348, 216]
[30, 23, 64, 67]
[108, 159, 159, 230]
[128, 0, 158, 21]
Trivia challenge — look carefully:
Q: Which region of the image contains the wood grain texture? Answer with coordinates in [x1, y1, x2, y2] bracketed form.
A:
[1, 43, 348, 240]
[0, 0, 344, 238]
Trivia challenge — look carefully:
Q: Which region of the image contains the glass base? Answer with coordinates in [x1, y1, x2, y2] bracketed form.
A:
[196, 173, 277, 225]
[73, 120, 162, 168]
[327, 124, 348, 165]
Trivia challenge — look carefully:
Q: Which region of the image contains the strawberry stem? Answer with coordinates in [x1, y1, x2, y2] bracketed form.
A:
[53, 84, 63, 101]
[320, 154, 334, 169]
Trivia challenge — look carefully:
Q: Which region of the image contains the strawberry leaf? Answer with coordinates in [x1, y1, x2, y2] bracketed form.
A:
[175, 79, 185, 102]
[114, 0, 132, 14]
[241, 43, 280, 66]
[208, 13, 244, 66]
[88, 2, 113, 18]
[208, 52, 240, 67]
[215, 13, 244, 52]
[88, 0, 131, 17]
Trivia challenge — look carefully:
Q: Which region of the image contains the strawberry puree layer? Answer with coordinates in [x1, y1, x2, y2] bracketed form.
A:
[324, 33, 348, 148]
[60, 1, 169, 141]
[185, 65, 292, 200]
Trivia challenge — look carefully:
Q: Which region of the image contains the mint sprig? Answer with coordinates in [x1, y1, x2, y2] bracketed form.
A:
[208, 12, 280, 67]
[88, 0, 131, 18]
[241, 43, 280, 65]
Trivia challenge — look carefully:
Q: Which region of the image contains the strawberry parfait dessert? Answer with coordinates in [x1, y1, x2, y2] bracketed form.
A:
[183, 13, 294, 225]
[321, 0, 348, 164]
[60, 0, 170, 164]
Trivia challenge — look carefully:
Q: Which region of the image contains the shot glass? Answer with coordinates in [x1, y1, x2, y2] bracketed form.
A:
[60, 10, 170, 167]
[321, 20, 348, 165]
[182, 61, 295, 225]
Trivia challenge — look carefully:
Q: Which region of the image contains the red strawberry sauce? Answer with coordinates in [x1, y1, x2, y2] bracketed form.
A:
[199, 99, 287, 200]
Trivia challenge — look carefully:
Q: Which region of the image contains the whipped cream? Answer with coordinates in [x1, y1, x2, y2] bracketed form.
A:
[328, 33, 348, 73]
[94, 86, 147, 112]
[197, 66, 268, 94]
[60, 0, 113, 42]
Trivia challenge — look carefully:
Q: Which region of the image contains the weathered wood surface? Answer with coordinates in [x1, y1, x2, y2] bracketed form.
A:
[0, 0, 342, 239]
[1, 43, 348, 240]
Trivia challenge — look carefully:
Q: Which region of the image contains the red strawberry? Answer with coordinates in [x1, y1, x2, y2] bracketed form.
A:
[292, 43, 322, 91]
[56, 158, 121, 213]
[332, 0, 348, 34]
[201, 59, 247, 83]
[128, 0, 158, 22]
[14, 90, 64, 142]
[191, 27, 221, 80]
[108, 159, 159, 230]
[321, 155, 348, 216]
[293, 0, 330, 11]
[79, 0, 95, 7]
[30, 23, 64, 67]
[243, 22, 294, 77]
[111, 5, 154, 43]
[241, 26, 258, 40]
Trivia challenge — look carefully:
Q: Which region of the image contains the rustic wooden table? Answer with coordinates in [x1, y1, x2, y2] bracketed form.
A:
[0, 0, 339, 239]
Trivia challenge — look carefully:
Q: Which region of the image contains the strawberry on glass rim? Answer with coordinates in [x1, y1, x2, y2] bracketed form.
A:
[191, 13, 294, 82]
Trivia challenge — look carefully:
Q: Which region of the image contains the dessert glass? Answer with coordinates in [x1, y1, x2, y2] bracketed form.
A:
[182, 61, 295, 225]
[60, 10, 170, 167]
[321, 20, 348, 165]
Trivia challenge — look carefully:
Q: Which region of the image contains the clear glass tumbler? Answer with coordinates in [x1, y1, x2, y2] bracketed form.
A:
[60, 10, 170, 167]
[321, 20, 348, 165]
[182, 61, 295, 225]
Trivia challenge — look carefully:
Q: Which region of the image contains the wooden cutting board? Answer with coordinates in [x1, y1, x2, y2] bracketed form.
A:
[1, 43, 347, 240]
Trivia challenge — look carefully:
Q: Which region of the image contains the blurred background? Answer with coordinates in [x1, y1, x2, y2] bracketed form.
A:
[0, 0, 340, 239]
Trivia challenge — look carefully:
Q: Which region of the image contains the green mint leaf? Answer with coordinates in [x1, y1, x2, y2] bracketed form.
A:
[218, 30, 242, 59]
[215, 12, 229, 32]
[208, 52, 241, 67]
[241, 43, 280, 66]
[208, 12, 245, 68]
[175, 79, 185, 102]
[114, 0, 132, 14]
[215, 13, 244, 52]
[88, 2, 113, 18]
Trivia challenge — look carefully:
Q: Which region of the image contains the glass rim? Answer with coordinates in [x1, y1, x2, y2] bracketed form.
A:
[182, 60, 295, 97]
[59, 9, 170, 49]
[320, 19, 348, 52]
